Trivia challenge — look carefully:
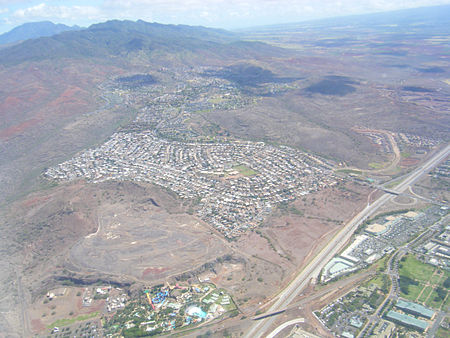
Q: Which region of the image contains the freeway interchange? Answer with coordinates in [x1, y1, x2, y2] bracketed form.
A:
[245, 144, 450, 338]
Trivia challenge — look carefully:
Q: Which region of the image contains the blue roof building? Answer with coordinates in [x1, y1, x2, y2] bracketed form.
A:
[395, 300, 435, 319]
[386, 311, 429, 332]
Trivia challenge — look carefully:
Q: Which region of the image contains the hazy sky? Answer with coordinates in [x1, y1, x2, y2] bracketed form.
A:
[0, 0, 449, 33]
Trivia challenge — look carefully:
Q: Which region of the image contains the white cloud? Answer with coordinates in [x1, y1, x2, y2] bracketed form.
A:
[100, 0, 450, 27]
[12, 3, 102, 20]
[2, 0, 450, 31]
[0, 0, 31, 4]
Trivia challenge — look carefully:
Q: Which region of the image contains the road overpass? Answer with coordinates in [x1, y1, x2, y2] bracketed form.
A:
[266, 318, 305, 338]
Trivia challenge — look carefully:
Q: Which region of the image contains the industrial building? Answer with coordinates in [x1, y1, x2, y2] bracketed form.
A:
[385, 311, 429, 332]
[395, 300, 435, 319]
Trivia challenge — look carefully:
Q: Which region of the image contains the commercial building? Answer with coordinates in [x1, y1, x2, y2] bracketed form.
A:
[395, 300, 435, 319]
[386, 311, 429, 332]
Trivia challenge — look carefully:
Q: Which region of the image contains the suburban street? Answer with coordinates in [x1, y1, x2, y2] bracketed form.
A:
[245, 144, 450, 338]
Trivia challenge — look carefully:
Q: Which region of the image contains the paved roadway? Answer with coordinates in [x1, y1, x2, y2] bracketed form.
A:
[266, 318, 305, 338]
[427, 311, 446, 338]
[245, 144, 450, 338]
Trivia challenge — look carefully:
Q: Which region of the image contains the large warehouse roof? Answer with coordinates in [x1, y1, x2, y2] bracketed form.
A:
[396, 300, 435, 319]
[386, 311, 429, 331]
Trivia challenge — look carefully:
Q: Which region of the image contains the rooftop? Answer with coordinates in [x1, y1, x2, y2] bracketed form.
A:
[386, 311, 429, 331]
[366, 223, 388, 235]
[395, 300, 435, 319]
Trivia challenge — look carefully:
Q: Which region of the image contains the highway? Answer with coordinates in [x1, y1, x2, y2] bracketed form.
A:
[266, 318, 305, 338]
[245, 144, 449, 338]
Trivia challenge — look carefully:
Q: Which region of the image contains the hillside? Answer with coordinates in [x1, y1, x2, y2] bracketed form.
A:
[213, 4, 450, 166]
[0, 20, 285, 207]
[0, 21, 80, 45]
[0, 9, 449, 336]
[0, 20, 283, 66]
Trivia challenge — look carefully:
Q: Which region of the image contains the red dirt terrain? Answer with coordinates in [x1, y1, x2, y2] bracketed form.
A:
[142, 267, 170, 278]
[0, 118, 41, 139]
[0, 61, 112, 140]
[48, 85, 89, 111]
[215, 181, 373, 314]
[245, 181, 372, 266]
[31, 318, 46, 332]
[399, 157, 420, 167]
[0, 59, 130, 208]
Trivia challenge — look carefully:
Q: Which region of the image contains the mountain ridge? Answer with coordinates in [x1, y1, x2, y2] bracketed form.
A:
[0, 21, 80, 45]
[0, 19, 284, 66]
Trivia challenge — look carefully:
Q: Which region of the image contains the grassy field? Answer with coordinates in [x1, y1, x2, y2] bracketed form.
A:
[430, 273, 443, 285]
[375, 255, 390, 273]
[368, 162, 384, 169]
[436, 326, 450, 338]
[48, 311, 99, 328]
[401, 283, 423, 301]
[336, 169, 363, 175]
[398, 255, 434, 283]
[425, 289, 441, 308]
[398, 255, 450, 310]
[366, 275, 386, 290]
[233, 164, 258, 177]
[201, 288, 236, 313]
[209, 96, 227, 104]
[444, 293, 450, 308]
[417, 286, 432, 303]
[400, 152, 411, 158]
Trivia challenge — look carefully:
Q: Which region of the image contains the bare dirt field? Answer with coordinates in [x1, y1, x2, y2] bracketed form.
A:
[1, 179, 229, 299]
[259, 181, 373, 265]
[1, 177, 375, 336]
[413, 173, 450, 203]
[215, 181, 373, 315]
[399, 157, 421, 168]
[28, 287, 102, 332]
[68, 196, 230, 282]
[1, 179, 234, 335]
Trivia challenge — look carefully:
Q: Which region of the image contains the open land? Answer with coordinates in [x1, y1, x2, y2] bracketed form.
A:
[0, 7, 449, 337]
[68, 192, 230, 282]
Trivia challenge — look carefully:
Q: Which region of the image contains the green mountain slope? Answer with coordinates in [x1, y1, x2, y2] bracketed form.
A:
[0, 20, 284, 65]
[0, 21, 80, 45]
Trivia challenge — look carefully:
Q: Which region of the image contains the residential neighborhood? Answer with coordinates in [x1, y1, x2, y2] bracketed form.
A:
[45, 131, 336, 237]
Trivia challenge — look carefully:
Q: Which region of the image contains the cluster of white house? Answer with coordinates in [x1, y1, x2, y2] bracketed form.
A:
[45, 131, 336, 237]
